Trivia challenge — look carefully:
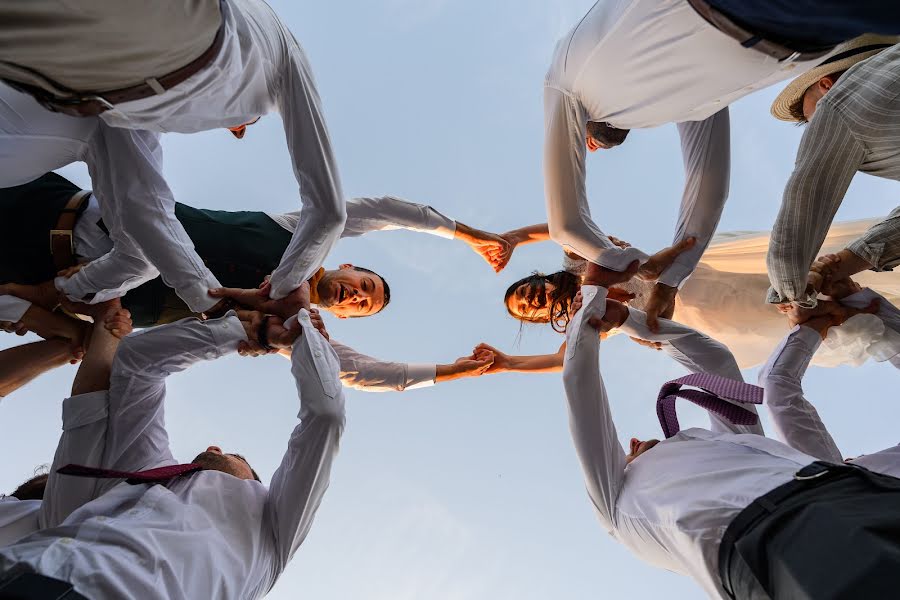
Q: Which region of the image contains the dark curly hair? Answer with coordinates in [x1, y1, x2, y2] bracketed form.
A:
[504, 270, 581, 333]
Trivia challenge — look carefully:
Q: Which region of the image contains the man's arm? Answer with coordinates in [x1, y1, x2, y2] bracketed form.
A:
[562, 285, 625, 532]
[767, 109, 866, 306]
[266, 45, 347, 301]
[267, 310, 345, 569]
[340, 196, 457, 239]
[758, 323, 843, 462]
[543, 87, 647, 271]
[836, 287, 900, 362]
[617, 307, 763, 435]
[326, 340, 490, 392]
[0, 339, 73, 398]
[103, 314, 247, 475]
[845, 206, 900, 274]
[60, 124, 222, 311]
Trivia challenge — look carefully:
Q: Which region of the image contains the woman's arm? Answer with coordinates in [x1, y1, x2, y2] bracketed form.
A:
[474, 341, 566, 374]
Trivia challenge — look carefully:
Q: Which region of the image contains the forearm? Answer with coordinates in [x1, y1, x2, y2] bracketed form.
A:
[0, 339, 72, 397]
[845, 207, 900, 272]
[19, 305, 86, 342]
[71, 320, 121, 396]
[502, 224, 551, 246]
[766, 111, 864, 306]
[759, 324, 842, 462]
[343, 196, 456, 239]
[659, 110, 730, 287]
[491, 351, 564, 374]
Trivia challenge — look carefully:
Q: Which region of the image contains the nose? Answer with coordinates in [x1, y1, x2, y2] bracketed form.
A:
[206, 446, 223, 455]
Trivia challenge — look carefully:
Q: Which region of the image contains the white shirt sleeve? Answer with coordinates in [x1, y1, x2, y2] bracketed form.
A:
[562, 285, 625, 533]
[543, 87, 647, 271]
[102, 314, 246, 480]
[341, 196, 456, 239]
[0, 296, 31, 322]
[658, 110, 731, 288]
[58, 124, 221, 311]
[39, 390, 111, 530]
[758, 325, 843, 463]
[617, 307, 763, 436]
[266, 44, 347, 300]
[267, 309, 345, 568]
[330, 339, 436, 392]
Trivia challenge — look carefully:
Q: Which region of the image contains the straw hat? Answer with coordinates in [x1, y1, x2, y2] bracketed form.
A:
[770, 34, 899, 122]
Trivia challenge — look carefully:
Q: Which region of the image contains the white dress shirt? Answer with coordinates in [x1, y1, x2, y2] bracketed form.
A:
[564, 285, 821, 598]
[0, 311, 345, 599]
[67, 193, 453, 392]
[0, 389, 115, 547]
[760, 288, 900, 477]
[0, 498, 40, 548]
[544, 0, 834, 287]
[0, 296, 31, 323]
[0, 0, 345, 310]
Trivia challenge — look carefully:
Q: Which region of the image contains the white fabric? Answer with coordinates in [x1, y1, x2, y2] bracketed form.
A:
[760, 295, 900, 476]
[73, 194, 114, 261]
[563, 285, 823, 599]
[544, 0, 836, 287]
[330, 339, 436, 392]
[271, 195, 457, 240]
[0, 296, 31, 323]
[0, 311, 345, 599]
[98, 0, 346, 301]
[0, 0, 345, 309]
[0, 498, 40, 548]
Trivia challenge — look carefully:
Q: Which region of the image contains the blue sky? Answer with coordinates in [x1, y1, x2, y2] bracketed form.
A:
[2, 1, 899, 598]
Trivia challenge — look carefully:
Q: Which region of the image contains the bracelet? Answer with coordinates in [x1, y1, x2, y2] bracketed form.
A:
[257, 315, 274, 351]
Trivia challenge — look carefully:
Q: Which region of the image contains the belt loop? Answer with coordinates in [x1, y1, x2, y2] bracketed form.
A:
[780, 51, 802, 64]
[145, 78, 166, 95]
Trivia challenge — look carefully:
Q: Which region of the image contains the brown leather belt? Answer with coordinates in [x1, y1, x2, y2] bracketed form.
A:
[6, 21, 225, 118]
[686, 0, 834, 63]
[51, 190, 91, 272]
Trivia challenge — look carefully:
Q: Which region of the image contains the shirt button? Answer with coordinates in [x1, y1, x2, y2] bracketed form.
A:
[314, 351, 322, 358]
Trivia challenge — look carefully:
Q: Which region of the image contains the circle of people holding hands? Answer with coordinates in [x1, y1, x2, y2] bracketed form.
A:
[2, 2, 900, 599]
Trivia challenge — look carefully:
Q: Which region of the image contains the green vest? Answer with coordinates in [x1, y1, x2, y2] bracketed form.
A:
[123, 204, 292, 327]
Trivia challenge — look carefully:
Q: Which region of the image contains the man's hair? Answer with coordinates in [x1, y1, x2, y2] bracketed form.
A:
[352, 266, 390, 315]
[789, 69, 848, 125]
[10, 472, 49, 500]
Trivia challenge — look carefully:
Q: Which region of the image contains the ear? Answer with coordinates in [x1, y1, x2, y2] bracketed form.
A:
[339, 263, 353, 270]
[819, 75, 837, 93]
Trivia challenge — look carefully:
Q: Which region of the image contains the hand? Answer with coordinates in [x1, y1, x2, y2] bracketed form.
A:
[0, 321, 27, 336]
[210, 281, 311, 320]
[307, 308, 329, 341]
[456, 223, 512, 273]
[638, 237, 696, 281]
[56, 264, 85, 279]
[607, 286, 636, 303]
[448, 353, 495, 378]
[820, 276, 861, 301]
[5, 281, 61, 312]
[103, 306, 134, 340]
[584, 259, 640, 288]
[608, 235, 631, 249]
[236, 309, 277, 357]
[629, 336, 663, 351]
[643, 283, 677, 333]
[473, 342, 510, 374]
[586, 299, 629, 333]
[569, 290, 583, 317]
[779, 299, 879, 329]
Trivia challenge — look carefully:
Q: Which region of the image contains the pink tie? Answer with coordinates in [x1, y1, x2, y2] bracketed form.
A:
[57, 463, 203, 485]
[657, 373, 763, 438]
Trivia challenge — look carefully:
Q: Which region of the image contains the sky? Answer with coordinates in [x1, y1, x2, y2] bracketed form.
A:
[2, 1, 900, 599]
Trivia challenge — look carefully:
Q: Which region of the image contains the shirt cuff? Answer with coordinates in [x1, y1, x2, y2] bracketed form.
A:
[657, 260, 694, 289]
[793, 323, 824, 349]
[845, 241, 886, 271]
[766, 285, 818, 308]
[565, 285, 608, 359]
[62, 391, 109, 431]
[208, 312, 249, 353]
[432, 219, 457, 240]
[839, 287, 879, 307]
[405, 363, 437, 389]
[0, 296, 31, 322]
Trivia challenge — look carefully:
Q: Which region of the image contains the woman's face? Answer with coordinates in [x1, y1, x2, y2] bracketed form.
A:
[507, 282, 556, 322]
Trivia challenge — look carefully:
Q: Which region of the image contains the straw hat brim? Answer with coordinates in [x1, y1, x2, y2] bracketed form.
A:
[771, 35, 899, 122]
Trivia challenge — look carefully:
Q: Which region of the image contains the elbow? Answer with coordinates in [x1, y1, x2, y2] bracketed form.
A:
[110, 335, 154, 377]
[548, 216, 579, 248]
[320, 203, 347, 237]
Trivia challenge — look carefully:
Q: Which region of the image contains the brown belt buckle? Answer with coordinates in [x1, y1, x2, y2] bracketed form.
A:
[50, 229, 75, 254]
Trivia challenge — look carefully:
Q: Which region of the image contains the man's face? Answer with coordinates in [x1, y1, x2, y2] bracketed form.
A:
[586, 121, 631, 152]
[192, 446, 256, 480]
[317, 264, 385, 318]
[625, 437, 660, 464]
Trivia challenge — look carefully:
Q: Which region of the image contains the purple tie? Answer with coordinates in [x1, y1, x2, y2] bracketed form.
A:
[57, 463, 203, 485]
[657, 373, 763, 438]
